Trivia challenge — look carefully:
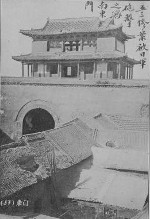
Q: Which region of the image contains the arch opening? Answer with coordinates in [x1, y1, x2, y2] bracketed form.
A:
[22, 108, 55, 135]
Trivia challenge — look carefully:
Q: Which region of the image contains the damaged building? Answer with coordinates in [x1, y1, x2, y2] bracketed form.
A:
[57, 146, 148, 219]
[0, 118, 148, 218]
[0, 119, 96, 217]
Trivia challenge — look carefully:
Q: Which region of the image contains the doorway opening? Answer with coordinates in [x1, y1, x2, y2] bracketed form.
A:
[22, 108, 55, 135]
[62, 64, 77, 78]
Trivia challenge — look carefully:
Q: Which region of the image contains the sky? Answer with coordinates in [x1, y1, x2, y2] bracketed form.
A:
[1, 0, 150, 79]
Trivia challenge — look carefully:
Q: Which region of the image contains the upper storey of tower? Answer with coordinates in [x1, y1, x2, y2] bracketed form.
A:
[20, 17, 134, 42]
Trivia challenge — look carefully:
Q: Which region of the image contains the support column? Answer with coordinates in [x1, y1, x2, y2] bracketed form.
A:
[32, 64, 34, 77]
[77, 62, 80, 78]
[57, 63, 60, 77]
[80, 39, 83, 51]
[127, 65, 129, 79]
[93, 61, 96, 78]
[62, 41, 65, 52]
[129, 66, 133, 79]
[31, 64, 33, 77]
[129, 67, 130, 79]
[126, 65, 128, 79]
[70, 41, 73, 51]
[76, 41, 79, 51]
[125, 66, 127, 79]
[49, 64, 51, 77]
[118, 63, 121, 79]
[106, 62, 108, 79]
[22, 63, 24, 77]
[43, 64, 45, 77]
[59, 63, 62, 78]
[27, 64, 30, 77]
[131, 66, 133, 79]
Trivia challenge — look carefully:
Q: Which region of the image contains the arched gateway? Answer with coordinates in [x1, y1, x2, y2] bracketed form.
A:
[14, 100, 59, 138]
[22, 108, 55, 135]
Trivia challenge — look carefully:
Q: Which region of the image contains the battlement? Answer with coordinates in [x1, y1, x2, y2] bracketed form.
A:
[1, 76, 149, 88]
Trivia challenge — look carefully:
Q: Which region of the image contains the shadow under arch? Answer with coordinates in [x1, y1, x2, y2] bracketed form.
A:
[22, 108, 55, 135]
[15, 100, 59, 137]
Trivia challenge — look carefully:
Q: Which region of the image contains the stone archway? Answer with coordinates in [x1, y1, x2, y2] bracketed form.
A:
[14, 100, 59, 138]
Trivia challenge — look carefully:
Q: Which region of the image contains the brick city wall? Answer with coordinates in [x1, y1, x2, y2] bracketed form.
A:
[1, 77, 149, 139]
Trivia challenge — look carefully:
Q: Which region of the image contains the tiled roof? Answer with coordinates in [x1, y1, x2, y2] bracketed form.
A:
[0, 119, 95, 198]
[0, 139, 54, 198]
[20, 17, 133, 39]
[25, 118, 95, 165]
[12, 51, 140, 64]
[94, 114, 149, 131]
[85, 115, 148, 152]
[44, 118, 95, 164]
[106, 114, 149, 131]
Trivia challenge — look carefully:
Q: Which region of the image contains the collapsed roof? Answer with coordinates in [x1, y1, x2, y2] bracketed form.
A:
[0, 119, 96, 198]
[66, 168, 148, 211]
[58, 146, 148, 211]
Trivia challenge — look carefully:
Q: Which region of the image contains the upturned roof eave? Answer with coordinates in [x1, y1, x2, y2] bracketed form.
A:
[12, 54, 140, 65]
[122, 57, 140, 65]
[19, 25, 123, 38]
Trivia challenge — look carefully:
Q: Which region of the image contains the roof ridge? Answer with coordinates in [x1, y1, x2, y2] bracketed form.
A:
[20, 16, 120, 32]
[47, 16, 100, 22]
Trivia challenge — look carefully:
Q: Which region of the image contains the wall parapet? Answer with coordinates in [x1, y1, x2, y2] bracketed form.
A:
[1, 77, 149, 88]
